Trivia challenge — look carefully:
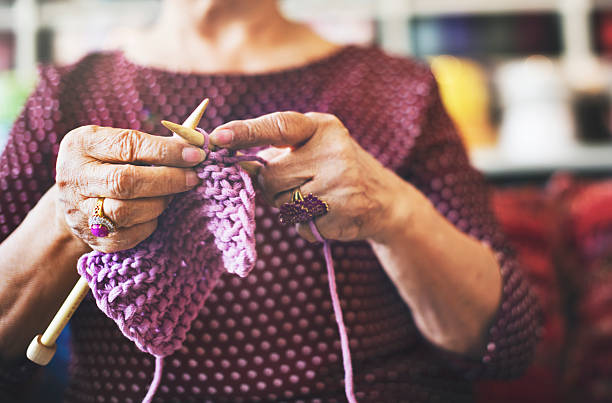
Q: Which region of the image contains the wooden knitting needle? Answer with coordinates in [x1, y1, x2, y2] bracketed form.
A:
[161, 120, 261, 177]
[169, 98, 209, 145]
[162, 120, 207, 147]
[26, 101, 213, 366]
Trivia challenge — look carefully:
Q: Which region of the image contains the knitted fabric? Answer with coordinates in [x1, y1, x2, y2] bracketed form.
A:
[76, 132, 357, 403]
[77, 133, 259, 358]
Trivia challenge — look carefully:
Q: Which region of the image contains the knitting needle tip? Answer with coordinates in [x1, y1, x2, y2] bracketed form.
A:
[162, 120, 205, 147]
[183, 98, 209, 129]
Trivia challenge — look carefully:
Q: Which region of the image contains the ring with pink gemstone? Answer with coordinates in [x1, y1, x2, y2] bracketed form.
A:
[279, 188, 329, 225]
[88, 197, 116, 237]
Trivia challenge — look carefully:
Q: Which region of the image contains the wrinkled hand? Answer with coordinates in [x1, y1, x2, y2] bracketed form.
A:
[209, 112, 411, 243]
[55, 126, 206, 252]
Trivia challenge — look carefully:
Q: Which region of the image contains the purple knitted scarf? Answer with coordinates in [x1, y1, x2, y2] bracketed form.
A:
[77, 133, 356, 403]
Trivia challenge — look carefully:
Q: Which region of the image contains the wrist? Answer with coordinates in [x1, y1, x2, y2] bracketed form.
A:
[369, 174, 430, 247]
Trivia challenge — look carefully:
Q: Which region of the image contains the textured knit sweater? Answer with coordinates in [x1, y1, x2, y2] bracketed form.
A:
[0, 45, 540, 403]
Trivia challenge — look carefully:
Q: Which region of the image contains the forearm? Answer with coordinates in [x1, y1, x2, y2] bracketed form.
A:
[0, 185, 91, 361]
[370, 179, 502, 356]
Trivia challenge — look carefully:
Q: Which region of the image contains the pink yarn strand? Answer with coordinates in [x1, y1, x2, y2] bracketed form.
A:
[309, 221, 357, 403]
[142, 356, 164, 403]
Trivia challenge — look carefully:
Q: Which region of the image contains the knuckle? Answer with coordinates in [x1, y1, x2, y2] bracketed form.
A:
[107, 165, 136, 198]
[56, 160, 83, 189]
[57, 171, 82, 195]
[271, 112, 291, 144]
[323, 113, 341, 124]
[311, 112, 341, 127]
[68, 125, 98, 151]
[57, 130, 83, 171]
[55, 165, 70, 188]
[114, 129, 142, 162]
[59, 130, 76, 151]
[81, 124, 100, 135]
[164, 170, 183, 193]
[157, 141, 169, 162]
[304, 111, 326, 121]
[332, 156, 352, 177]
[330, 138, 349, 156]
[244, 121, 258, 144]
[63, 125, 87, 146]
[109, 201, 130, 227]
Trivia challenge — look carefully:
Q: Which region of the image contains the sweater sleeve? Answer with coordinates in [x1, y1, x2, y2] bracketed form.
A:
[0, 65, 68, 396]
[0, 65, 66, 242]
[399, 72, 541, 380]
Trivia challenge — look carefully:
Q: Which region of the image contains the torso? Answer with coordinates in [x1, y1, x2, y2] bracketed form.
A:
[52, 46, 473, 402]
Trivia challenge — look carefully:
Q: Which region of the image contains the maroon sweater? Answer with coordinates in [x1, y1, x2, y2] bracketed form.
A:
[0, 46, 539, 402]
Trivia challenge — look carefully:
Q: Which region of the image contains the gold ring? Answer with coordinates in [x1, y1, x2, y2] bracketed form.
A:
[88, 197, 116, 237]
[279, 187, 329, 225]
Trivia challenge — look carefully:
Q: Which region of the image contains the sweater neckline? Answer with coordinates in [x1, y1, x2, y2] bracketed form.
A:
[115, 44, 357, 80]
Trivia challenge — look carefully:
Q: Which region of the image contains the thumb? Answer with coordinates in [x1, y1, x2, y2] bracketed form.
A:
[209, 111, 317, 149]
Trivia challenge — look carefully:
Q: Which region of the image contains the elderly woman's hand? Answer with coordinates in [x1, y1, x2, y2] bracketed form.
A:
[209, 112, 415, 243]
[55, 126, 206, 253]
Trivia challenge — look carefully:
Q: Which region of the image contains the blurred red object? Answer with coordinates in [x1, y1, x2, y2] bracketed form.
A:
[596, 11, 612, 55]
[475, 175, 612, 403]
[558, 177, 612, 403]
[475, 187, 565, 403]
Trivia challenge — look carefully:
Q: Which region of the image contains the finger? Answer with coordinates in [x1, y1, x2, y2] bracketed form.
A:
[253, 147, 290, 189]
[256, 148, 317, 204]
[256, 146, 291, 162]
[82, 196, 171, 228]
[90, 219, 159, 253]
[276, 180, 328, 243]
[259, 166, 313, 206]
[296, 222, 317, 243]
[73, 125, 207, 167]
[79, 164, 200, 199]
[209, 111, 317, 149]
[271, 178, 320, 209]
[295, 203, 335, 244]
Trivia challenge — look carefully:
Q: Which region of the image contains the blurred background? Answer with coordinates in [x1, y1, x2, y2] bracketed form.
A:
[1, 1, 611, 402]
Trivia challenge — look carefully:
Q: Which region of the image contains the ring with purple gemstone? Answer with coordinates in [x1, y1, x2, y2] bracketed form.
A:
[88, 197, 116, 238]
[279, 188, 329, 225]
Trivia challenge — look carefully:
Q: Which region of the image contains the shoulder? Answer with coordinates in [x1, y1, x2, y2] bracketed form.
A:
[327, 45, 440, 128]
[326, 46, 443, 168]
[331, 45, 438, 100]
[349, 46, 433, 78]
[20, 52, 120, 125]
[36, 51, 124, 92]
[31, 51, 134, 129]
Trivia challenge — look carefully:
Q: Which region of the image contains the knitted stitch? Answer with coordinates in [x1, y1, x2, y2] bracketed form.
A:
[77, 134, 259, 358]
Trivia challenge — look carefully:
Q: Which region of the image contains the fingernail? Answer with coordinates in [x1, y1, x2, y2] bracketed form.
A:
[182, 147, 206, 163]
[186, 170, 199, 187]
[211, 129, 233, 146]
